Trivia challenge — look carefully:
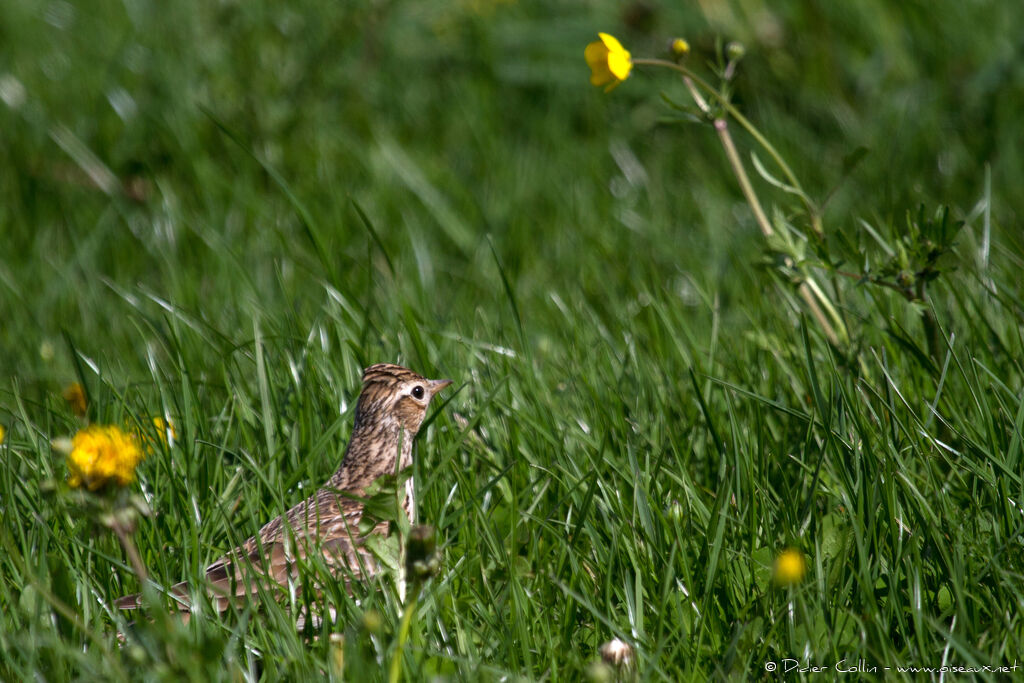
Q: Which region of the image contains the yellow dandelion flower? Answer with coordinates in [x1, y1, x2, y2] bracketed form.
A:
[774, 547, 807, 586]
[585, 33, 632, 92]
[67, 425, 144, 491]
[63, 382, 88, 417]
[0, 424, 6, 444]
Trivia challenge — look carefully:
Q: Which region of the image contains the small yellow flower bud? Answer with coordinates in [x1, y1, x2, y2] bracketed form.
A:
[669, 38, 690, 58]
[127, 644, 147, 664]
[726, 41, 746, 62]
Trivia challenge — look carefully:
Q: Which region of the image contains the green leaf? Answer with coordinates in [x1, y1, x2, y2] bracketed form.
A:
[362, 533, 401, 573]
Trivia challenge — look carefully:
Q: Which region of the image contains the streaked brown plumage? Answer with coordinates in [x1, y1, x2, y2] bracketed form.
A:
[114, 363, 451, 619]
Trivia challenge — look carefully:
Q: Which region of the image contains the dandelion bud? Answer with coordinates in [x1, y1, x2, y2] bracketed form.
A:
[726, 41, 746, 62]
[669, 38, 690, 58]
[109, 506, 139, 535]
[406, 524, 439, 583]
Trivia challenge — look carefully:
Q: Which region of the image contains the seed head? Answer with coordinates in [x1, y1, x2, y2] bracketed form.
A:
[599, 638, 634, 668]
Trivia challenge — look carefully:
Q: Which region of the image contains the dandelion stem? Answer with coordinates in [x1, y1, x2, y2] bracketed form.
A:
[111, 519, 148, 583]
[388, 582, 422, 683]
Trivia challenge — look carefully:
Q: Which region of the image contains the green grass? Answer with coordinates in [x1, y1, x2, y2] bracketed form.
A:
[2, 0, 1024, 679]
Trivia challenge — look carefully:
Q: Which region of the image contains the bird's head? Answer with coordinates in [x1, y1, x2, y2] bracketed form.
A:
[355, 363, 452, 437]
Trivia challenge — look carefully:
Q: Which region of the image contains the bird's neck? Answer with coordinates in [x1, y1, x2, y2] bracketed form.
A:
[326, 419, 415, 492]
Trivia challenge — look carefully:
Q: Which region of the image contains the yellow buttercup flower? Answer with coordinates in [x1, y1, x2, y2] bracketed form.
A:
[0, 424, 6, 444]
[585, 33, 632, 92]
[774, 548, 807, 586]
[63, 382, 88, 417]
[67, 425, 144, 491]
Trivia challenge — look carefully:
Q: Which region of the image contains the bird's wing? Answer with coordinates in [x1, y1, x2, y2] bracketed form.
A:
[200, 488, 373, 609]
[115, 488, 375, 612]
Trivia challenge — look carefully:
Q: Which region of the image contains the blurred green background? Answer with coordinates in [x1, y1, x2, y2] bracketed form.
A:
[3, 0, 1022, 383]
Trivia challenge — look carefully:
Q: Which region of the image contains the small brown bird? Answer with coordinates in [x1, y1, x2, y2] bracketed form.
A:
[114, 363, 451, 621]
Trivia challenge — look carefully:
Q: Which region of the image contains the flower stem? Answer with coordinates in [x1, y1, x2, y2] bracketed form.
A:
[716, 103, 841, 344]
[387, 582, 423, 683]
[714, 118, 773, 239]
[633, 56, 845, 345]
[633, 58, 823, 238]
[111, 518, 148, 583]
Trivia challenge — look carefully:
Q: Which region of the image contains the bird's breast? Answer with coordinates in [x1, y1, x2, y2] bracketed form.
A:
[403, 476, 416, 524]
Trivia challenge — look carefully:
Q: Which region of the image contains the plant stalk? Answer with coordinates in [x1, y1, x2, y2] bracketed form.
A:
[111, 518, 148, 583]
[663, 65, 845, 346]
[634, 58, 822, 237]
[388, 582, 423, 683]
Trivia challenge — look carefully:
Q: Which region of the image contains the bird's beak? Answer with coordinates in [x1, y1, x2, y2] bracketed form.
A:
[429, 378, 453, 395]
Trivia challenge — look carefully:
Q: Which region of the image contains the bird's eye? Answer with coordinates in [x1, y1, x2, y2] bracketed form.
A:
[411, 385, 425, 400]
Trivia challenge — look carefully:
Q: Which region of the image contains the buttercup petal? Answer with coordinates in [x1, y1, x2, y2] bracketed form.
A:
[585, 33, 632, 91]
[598, 32, 625, 53]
